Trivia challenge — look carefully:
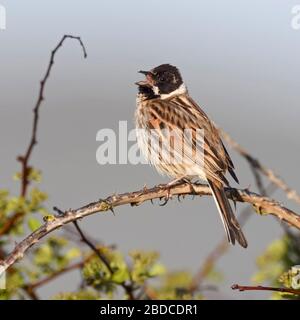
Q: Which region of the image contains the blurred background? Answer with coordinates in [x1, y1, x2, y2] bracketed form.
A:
[0, 0, 299, 299]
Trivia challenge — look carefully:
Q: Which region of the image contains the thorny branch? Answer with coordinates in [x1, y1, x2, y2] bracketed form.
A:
[0, 35, 87, 237]
[1, 182, 300, 274]
[231, 284, 300, 296]
[221, 130, 300, 205]
[19, 34, 87, 196]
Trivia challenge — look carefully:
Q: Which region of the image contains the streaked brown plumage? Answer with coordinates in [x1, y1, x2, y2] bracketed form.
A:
[135, 64, 247, 248]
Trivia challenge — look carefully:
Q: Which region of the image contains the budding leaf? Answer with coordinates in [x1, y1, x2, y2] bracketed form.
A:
[28, 217, 41, 231]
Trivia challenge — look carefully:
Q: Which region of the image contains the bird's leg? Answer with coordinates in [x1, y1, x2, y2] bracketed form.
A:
[182, 178, 198, 195]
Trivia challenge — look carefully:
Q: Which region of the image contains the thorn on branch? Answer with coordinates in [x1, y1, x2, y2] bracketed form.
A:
[1, 182, 300, 284]
[110, 207, 115, 215]
[53, 206, 65, 216]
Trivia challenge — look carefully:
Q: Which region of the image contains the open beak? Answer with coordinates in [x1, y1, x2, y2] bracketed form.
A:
[135, 70, 153, 86]
[139, 70, 149, 76]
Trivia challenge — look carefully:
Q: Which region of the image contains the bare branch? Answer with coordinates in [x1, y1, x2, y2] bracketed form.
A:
[249, 165, 267, 196]
[221, 130, 300, 205]
[24, 260, 84, 291]
[232, 283, 300, 296]
[19, 34, 87, 197]
[189, 237, 228, 293]
[71, 220, 114, 274]
[0, 35, 87, 237]
[1, 182, 299, 275]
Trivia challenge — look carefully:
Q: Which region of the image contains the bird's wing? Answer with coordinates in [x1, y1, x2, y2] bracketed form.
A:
[143, 95, 236, 184]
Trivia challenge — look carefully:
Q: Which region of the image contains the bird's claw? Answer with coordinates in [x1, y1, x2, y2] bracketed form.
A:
[177, 194, 185, 202]
[158, 184, 172, 206]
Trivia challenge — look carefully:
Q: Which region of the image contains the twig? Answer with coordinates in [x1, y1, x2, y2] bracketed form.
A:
[0, 35, 87, 237]
[19, 34, 86, 197]
[24, 261, 84, 292]
[22, 286, 39, 300]
[72, 220, 113, 275]
[0, 182, 299, 274]
[62, 224, 108, 247]
[249, 165, 267, 196]
[23, 243, 119, 294]
[189, 237, 228, 293]
[232, 284, 300, 296]
[221, 130, 300, 205]
[70, 219, 135, 300]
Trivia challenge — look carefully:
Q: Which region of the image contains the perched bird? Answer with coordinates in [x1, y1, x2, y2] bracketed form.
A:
[135, 64, 247, 248]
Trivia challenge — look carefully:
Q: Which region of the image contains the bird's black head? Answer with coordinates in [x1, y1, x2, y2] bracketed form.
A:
[136, 64, 185, 98]
[137, 84, 158, 100]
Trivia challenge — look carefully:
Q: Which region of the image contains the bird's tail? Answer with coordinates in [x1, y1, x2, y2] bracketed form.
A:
[207, 179, 248, 248]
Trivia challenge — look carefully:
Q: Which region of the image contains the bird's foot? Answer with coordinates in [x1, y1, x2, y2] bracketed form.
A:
[183, 179, 198, 195]
[158, 178, 186, 206]
[158, 184, 172, 206]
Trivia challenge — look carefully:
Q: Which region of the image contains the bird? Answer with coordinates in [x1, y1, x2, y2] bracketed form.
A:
[134, 63, 248, 248]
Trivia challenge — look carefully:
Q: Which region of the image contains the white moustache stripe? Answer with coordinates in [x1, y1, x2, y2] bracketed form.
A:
[159, 83, 188, 100]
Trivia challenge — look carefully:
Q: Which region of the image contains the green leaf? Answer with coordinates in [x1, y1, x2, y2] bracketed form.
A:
[28, 188, 48, 212]
[65, 248, 81, 261]
[111, 264, 130, 284]
[129, 250, 162, 284]
[12, 172, 21, 181]
[34, 244, 53, 265]
[28, 168, 42, 183]
[149, 263, 166, 277]
[28, 217, 41, 231]
[6, 197, 26, 214]
[53, 290, 100, 300]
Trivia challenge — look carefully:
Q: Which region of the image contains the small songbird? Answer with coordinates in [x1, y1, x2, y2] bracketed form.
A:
[135, 64, 247, 248]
